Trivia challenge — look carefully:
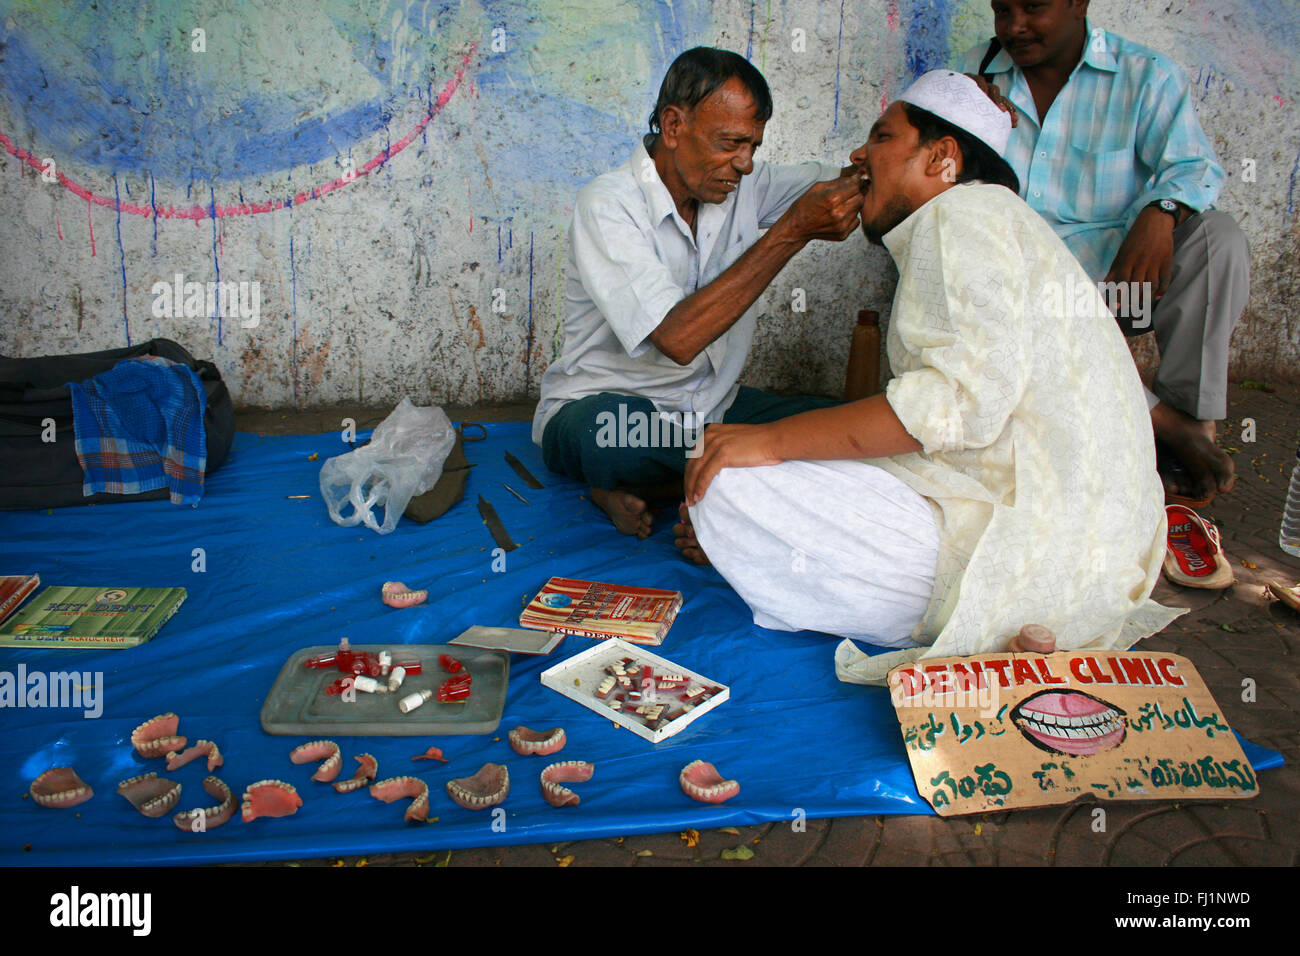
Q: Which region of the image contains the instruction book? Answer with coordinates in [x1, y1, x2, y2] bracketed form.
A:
[519, 577, 682, 645]
[0, 586, 187, 649]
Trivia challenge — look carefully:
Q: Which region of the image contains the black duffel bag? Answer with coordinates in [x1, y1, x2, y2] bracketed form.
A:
[0, 338, 235, 510]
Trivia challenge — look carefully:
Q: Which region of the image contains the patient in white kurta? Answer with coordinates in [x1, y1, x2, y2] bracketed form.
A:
[678, 72, 1181, 684]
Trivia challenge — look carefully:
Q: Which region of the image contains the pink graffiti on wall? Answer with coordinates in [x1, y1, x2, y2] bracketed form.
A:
[0, 45, 477, 221]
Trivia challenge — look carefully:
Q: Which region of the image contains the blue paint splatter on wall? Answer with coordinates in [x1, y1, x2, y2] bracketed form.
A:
[900, 0, 954, 80]
[113, 173, 130, 345]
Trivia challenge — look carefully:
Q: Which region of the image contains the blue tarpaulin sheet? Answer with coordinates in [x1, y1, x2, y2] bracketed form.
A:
[0, 424, 1283, 865]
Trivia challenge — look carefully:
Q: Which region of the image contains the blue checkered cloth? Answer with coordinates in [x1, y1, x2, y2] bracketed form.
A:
[67, 356, 208, 506]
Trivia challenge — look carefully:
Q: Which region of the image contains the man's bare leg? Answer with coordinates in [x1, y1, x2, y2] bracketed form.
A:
[1150, 401, 1236, 501]
[673, 502, 710, 565]
[589, 480, 681, 539]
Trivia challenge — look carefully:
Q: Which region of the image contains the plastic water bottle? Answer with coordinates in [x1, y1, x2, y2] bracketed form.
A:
[1282, 444, 1300, 557]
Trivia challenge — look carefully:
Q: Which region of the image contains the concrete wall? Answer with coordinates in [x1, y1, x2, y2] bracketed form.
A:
[1, 0, 1296, 410]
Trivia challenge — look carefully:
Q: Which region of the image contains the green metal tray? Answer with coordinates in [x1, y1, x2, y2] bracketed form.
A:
[260, 644, 510, 736]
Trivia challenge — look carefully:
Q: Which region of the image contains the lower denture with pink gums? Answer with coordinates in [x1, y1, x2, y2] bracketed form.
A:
[29, 768, 94, 808]
[446, 763, 509, 810]
[290, 739, 343, 782]
[173, 776, 236, 831]
[679, 760, 740, 804]
[369, 776, 430, 822]
[165, 739, 223, 772]
[381, 581, 428, 609]
[540, 761, 593, 807]
[333, 754, 378, 793]
[131, 713, 186, 759]
[241, 780, 302, 822]
[508, 726, 566, 756]
[117, 772, 183, 818]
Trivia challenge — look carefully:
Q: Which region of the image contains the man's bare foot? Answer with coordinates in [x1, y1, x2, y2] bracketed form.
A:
[1151, 403, 1235, 501]
[589, 487, 654, 539]
[673, 502, 710, 566]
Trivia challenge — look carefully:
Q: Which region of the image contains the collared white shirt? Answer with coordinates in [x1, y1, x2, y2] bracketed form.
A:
[532, 135, 838, 443]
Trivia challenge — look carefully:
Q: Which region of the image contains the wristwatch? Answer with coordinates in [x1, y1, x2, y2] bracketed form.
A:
[1147, 199, 1181, 224]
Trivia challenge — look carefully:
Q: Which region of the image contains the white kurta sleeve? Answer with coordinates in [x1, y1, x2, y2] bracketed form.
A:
[570, 187, 685, 358]
[885, 200, 1032, 454]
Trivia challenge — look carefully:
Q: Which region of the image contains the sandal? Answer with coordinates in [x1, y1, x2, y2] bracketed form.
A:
[1163, 505, 1234, 589]
[1268, 581, 1300, 613]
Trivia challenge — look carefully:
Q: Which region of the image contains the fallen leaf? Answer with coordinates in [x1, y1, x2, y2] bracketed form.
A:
[719, 827, 740, 835]
[308, 452, 319, 460]
[720, 846, 755, 861]
[556, 855, 575, 867]
[681, 829, 700, 847]
[434, 851, 452, 867]
[1241, 560, 1257, 569]
[356, 858, 368, 867]
[973, 823, 982, 836]
[413, 853, 440, 864]
[1220, 624, 1238, 632]
[635, 849, 653, 857]
[331, 860, 345, 868]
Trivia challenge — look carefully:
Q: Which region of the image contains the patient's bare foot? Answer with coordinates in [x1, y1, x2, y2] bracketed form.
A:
[1151, 403, 1235, 501]
[590, 487, 653, 538]
[673, 502, 710, 566]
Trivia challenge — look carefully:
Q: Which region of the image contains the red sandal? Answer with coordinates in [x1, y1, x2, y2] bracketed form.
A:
[1163, 505, 1234, 589]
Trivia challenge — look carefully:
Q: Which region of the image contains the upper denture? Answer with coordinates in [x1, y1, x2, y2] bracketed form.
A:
[446, 763, 509, 810]
[131, 713, 186, 758]
[30, 767, 94, 809]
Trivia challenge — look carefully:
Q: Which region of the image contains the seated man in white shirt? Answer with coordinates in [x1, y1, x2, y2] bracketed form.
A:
[676, 71, 1177, 682]
[532, 47, 865, 537]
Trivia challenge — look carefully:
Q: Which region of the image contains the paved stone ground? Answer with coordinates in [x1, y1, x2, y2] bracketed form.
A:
[236, 382, 1300, 867]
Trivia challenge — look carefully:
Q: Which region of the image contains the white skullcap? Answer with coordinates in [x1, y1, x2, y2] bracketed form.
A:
[896, 70, 1012, 156]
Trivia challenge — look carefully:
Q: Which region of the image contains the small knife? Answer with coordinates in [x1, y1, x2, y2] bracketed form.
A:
[505, 451, 544, 489]
[477, 495, 518, 551]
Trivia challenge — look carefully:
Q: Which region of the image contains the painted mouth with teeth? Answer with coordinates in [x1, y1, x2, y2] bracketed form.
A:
[1012, 690, 1127, 756]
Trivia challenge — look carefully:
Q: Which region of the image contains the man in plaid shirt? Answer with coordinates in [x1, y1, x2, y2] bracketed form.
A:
[962, 0, 1249, 505]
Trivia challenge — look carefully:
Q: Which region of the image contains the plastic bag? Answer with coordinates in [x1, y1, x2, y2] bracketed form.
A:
[319, 398, 457, 535]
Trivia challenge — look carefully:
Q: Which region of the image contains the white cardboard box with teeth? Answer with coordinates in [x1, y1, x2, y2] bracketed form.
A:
[540, 638, 729, 743]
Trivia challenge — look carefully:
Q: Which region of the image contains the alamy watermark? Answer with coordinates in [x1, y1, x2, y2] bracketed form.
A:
[1041, 274, 1153, 330]
[151, 273, 261, 328]
[890, 663, 1001, 719]
[594, 403, 705, 458]
[0, 665, 102, 718]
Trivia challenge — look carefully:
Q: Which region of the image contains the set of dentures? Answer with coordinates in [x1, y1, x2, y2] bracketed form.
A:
[508, 725, 595, 808]
[21, 712, 240, 832]
[679, 760, 740, 804]
[130, 712, 240, 830]
[595, 657, 722, 730]
[381, 580, 428, 609]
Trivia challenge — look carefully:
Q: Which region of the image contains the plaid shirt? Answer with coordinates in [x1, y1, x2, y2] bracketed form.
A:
[961, 21, 1225, 278]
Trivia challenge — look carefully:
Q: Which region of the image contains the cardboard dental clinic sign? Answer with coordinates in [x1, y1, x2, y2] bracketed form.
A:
[888, 651, 1258, 816]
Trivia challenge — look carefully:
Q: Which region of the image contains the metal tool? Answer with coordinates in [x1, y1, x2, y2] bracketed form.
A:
[505, 451, 544, 489]
[477, 495, 518, 551]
